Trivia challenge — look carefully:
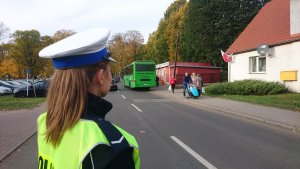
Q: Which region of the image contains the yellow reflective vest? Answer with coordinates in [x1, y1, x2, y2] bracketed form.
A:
[37, 113, 140, 169]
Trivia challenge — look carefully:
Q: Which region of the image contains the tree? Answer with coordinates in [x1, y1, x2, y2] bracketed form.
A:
[39, 35, 55, 77]
[165, 2, 187, 62]
[146, 32, 160, 63]
[181, 0, 270, 67]
[0, 22, 10, 61]
[10, 30, 46, 77]
[108, 30, 144, 75]
[0, 43, 11, 61]
[164, 0, 187, 19]
[0, 58, 19, 78]
[136, 44, 148, 60]
[146, 0, 187, 64]
[52, 29, 76, 42]
[109, 33, 127, 74]
[0, 22, 9, 42]
[125, 30, 144, 60]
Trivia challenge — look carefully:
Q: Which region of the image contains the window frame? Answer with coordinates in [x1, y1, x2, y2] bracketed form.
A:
[249, 56, 266, 74]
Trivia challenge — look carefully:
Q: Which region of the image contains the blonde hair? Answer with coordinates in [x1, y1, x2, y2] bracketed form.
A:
[45, 62, 108, 147]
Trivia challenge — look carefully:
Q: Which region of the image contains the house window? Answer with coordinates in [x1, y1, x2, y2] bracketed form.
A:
[249, 56, 266, 73]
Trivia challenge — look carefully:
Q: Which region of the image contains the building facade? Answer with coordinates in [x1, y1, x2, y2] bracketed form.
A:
[156, 62, 221, 84]
[227, 0, 300, 93]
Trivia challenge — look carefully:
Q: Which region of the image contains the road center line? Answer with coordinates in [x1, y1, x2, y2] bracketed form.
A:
[131, 104, 143, 112]
[170, 136, 217, 169]
[121, 95, 126, 99]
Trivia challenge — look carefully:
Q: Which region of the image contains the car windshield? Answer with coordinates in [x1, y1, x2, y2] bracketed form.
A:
[33, 81, 42, 87]
[16, 80, 30, 85]
[7, 81, 21, 86]
[0, 80, 12, 86]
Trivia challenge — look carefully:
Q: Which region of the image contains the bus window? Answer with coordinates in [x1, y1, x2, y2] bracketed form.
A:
[135, 64, 155, 72]
[123, 65, 133, 75]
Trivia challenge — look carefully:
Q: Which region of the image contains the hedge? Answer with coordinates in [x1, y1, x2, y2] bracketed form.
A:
[205, 79, 287, 95]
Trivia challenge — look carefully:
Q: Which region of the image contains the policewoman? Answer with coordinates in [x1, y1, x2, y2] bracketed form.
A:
[37, 28, 140, 169]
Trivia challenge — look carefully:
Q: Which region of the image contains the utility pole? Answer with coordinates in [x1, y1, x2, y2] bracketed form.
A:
[173, 31, 179, 78]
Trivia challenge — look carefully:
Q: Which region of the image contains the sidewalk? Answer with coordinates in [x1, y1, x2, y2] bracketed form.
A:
[0, 103, 45, 161]
[152, 86, 300, 132]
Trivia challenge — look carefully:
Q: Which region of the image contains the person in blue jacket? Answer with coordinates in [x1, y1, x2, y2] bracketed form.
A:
[182, 72, 191, 97]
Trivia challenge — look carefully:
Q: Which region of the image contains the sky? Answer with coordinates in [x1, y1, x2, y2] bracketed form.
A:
[0, 0, 175, 43]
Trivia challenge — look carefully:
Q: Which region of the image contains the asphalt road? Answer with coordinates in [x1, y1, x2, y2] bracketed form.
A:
[1, 85, 300, 169]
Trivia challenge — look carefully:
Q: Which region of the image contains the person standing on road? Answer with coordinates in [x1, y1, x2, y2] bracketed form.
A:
[195, 74, 203, 97]
[37, 28, 140, 169]
[169, 75, 176, 93]
[182, 72, 191, 97]
[191, 72, 197, 86]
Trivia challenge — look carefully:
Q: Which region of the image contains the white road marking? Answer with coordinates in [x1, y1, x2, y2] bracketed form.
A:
[131, 104, 143, 112]
[117, 90, 120, 92]
[170, 136, 217, 169]
[121, 95, 126, 99]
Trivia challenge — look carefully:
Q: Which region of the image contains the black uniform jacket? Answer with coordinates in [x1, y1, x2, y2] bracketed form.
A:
[81, 93, 135, 169]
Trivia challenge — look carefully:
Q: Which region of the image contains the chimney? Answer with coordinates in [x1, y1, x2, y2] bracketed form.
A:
[290, 0, 300, 35]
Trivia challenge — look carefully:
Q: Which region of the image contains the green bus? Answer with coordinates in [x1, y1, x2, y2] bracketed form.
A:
[122, 60, 156, 89]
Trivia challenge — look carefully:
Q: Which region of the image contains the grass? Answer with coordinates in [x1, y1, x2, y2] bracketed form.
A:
[209, 93, 300, 112]
[0, 95, 46, 111]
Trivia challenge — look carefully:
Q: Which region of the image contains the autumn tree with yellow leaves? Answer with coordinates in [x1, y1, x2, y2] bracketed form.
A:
[0, 28, 75, 79]
[108, 30, 144, 76]
[146, 0, 187, 64]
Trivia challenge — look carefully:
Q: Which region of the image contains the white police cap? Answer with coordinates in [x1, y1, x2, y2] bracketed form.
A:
[39, 28, 116, 69]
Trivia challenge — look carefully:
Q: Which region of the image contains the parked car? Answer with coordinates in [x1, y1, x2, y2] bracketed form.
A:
[14, 80, 32, 86]
[110, 79, 118, 91]
[0, 80, 16, 92]
[113, 77, 120, 83]
[0, 86, 12, 95]
[13, 80, 49, 97]
[6, 81, 24, 88]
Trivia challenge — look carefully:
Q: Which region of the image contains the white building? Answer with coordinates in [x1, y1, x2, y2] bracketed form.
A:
[227, 0, 300, 93]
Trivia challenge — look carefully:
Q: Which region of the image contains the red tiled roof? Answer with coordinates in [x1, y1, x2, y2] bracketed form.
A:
[227, 0, 300, 54]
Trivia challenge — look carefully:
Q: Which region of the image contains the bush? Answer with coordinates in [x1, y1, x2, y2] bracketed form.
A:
[205, 79, 287, 95]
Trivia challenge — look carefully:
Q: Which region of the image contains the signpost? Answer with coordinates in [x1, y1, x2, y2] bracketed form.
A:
[24, 69, 31, 98]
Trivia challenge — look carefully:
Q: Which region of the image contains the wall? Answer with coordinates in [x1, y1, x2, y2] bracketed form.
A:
[157, 65, 221, 84]
[171, 67, 221, 84]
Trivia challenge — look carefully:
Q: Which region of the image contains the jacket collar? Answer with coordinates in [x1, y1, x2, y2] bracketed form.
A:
[82, 92, 113, 120]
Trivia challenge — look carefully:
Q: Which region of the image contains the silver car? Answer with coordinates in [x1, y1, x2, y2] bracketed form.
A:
[0, 86, 12, 95]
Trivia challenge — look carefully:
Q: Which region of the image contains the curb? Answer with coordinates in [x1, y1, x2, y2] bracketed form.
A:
[0, 132, 37, 162]
[152, 91, 299, 134]
[0, 103, 45, 162]
[190, 100, 299, 133]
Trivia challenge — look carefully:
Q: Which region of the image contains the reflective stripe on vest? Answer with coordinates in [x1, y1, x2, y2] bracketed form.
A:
[37, 113, 140, 169]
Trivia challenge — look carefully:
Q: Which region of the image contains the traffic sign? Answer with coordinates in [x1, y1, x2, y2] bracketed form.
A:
[24, 69, 31, 74]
